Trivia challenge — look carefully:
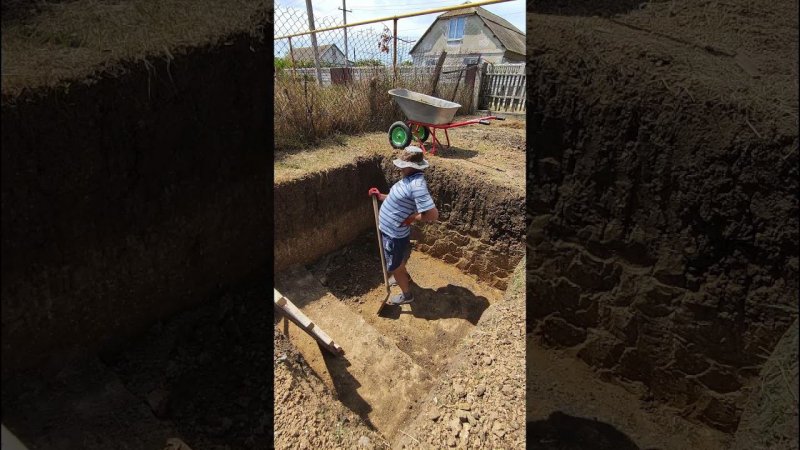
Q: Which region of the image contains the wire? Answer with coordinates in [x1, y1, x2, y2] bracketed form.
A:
[349, 0, 475, 10]
[276, 0, 305, 9]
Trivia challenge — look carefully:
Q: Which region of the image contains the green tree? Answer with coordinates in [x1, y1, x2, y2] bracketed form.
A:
[274, 56, 289, 70]
[355, 59, 384, 67]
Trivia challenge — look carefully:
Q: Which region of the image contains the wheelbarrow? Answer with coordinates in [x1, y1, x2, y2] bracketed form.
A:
[387, 88, 504, 155]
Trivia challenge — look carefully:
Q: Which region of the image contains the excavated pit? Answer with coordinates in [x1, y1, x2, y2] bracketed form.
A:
[526, 3, 798, 448]
[273, 156, 525, 440]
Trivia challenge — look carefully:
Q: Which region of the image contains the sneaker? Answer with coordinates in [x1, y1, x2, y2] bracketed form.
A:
[388, 275, 413, 287]
[386, 292, 414, 306]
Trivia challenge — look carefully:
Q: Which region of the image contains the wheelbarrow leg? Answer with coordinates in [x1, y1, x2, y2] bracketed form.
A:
[444, 128, 450, 148]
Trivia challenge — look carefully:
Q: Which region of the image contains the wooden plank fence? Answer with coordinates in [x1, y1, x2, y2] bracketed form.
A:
[479, 63, 526, 113]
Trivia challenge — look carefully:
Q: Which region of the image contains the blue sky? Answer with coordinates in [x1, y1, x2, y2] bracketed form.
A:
[275, 0, 526, 40]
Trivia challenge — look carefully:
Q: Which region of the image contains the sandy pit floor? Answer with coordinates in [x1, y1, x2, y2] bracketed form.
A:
[274, 232, 505, 441]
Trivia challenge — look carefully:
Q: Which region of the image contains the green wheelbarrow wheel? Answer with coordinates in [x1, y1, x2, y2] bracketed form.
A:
[388, 121, 412, 149]
[412, 124, 430, 143]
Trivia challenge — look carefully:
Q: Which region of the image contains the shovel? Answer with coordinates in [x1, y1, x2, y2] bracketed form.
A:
[372, 195, 391, 314]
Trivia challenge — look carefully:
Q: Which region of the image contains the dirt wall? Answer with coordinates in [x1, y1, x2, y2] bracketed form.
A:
[526, 14, 798, 433]
[274, 156, 524, 289]
[382, 160, 526, 290]
[273, 157, 388, 271]
[1, 32, 270, 373]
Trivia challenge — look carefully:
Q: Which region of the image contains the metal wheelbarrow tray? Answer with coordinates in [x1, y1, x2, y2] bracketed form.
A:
[389, 88, 461, 125]
[387, 88, 504, 155]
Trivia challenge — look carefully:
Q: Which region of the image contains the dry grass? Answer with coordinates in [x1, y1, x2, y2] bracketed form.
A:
[274, 123, 526, 191]
[274, 133, 385, 184]
[1, 0, 267, 96]
[273, 69, 478, 151]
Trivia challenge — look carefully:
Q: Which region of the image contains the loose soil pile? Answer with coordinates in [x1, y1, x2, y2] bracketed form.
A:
[394, 262, 526, 449]
[274, 330, 389, 450]
[528, 0, 797, 441]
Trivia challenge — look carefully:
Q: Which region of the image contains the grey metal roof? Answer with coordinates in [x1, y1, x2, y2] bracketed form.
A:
[289, 43, 344, 62]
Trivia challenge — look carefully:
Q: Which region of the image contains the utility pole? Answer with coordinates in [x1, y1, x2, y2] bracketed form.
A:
[338, 1, 352, 68]
[304, 0, 323, 85]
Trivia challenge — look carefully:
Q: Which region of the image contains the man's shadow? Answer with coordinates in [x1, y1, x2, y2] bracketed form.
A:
[320, 349, 377, 430]
[379, 284, 489, 324]
[528, 412, 646, 450]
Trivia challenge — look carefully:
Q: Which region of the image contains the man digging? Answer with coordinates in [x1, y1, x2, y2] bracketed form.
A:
[368, 146, 439, 306]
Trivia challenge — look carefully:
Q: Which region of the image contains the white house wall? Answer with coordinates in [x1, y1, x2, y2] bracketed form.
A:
[410, 14, 507, 65]
[319, 47, 348, 65]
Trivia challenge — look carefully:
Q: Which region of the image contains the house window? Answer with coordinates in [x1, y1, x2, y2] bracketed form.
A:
[448, 16, 465, 41]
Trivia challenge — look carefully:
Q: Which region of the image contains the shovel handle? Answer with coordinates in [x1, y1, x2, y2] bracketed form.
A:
[372, 196, 390, 314]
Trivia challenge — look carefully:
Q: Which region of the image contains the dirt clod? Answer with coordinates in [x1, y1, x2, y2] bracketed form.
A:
[358, 435, 372, 448]
[163, 438, 193, 450]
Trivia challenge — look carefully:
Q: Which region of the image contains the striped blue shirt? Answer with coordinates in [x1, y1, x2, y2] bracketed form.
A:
[379, 172, 435, 238]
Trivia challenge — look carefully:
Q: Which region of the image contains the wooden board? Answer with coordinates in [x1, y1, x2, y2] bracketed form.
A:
[273, 289, 344, 356]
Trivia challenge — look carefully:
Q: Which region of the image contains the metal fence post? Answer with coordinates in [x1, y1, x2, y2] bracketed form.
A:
[393, 18, 398, 84]
[288, 37, 298, 81]
[304, 0, 323, 86]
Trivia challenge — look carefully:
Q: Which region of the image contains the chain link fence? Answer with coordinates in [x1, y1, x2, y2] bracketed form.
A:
[274, 4, 416, 70]
[273, 3, 481, 150]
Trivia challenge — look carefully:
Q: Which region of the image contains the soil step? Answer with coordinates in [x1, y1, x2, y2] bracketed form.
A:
[308, 236, 504, 372]
[275, 266, 434, 439]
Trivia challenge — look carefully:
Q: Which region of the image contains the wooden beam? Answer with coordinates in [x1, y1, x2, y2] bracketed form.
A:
[429, 51, 447, 97]
[274, 289, 344, 356]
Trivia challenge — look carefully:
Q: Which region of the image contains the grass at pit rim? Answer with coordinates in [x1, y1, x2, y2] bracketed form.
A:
[1, 0, 268, 97]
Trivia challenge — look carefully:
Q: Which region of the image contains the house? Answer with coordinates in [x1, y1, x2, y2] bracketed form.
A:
[409, 6, 524, 66]
[289, 43, 349, 66]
